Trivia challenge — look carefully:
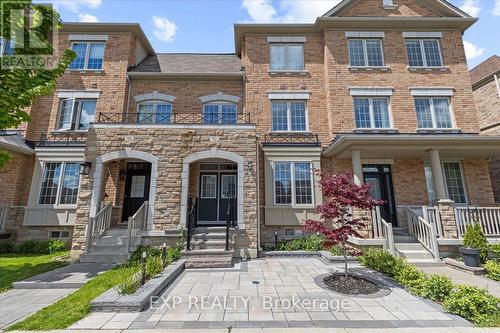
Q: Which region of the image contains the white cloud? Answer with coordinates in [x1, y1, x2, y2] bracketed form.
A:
[279, 0, 341, 23]
[459, 0, 480, 17]
[58, 0, 102, 13]
[152, 16, 178, 42]
[78, 13, 99, 22]
[463, 40, 485, 60]
[242, 0, 277, 22]
[493, 0, 500, 16]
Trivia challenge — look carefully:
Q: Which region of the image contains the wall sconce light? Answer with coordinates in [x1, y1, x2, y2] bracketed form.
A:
[247, 160, 253, 172]
[79, 161, 92, 175]
[119, 169, 127, 180]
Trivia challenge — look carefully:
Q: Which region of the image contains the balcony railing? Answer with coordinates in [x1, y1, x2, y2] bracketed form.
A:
[262, 133, 320, 145]
[37, 132, 87, 147]
[96, 112, 252, 125]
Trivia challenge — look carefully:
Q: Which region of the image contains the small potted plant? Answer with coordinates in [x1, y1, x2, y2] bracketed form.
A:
[460, 224, 488, 267]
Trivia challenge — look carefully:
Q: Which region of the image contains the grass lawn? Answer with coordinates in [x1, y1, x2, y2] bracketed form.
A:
[0, 252, 69, 292]
[8, 266, 132, 330]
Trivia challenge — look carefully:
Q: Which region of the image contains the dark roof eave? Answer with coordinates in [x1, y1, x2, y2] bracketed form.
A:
[127, 72, 245, 80]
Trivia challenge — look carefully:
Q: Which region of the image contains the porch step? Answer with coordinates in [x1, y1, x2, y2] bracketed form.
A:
[81, 228, 130, 263]
[191, 239, 230, 250]
[408, 259, 446, 267]
[182, 249, 234, 268]
[394, 235, 418, 243]
[398, 250, 435, 260]
[79, 252, 129, 264]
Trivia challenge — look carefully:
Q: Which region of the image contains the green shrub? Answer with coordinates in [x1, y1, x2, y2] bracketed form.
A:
[463, 224, 488, 263]
[47, 240, 67, 253]
[129, 245, 161, 264]
[166, 245, 182, 264]
[418, 275, 453, 302]
[489, 243, 500, 260]
[443, 285, 499, 324]
[0, 242, 15, 253]
[276, 235, 323, 251]
[485, 261, 500, 282]
[145, 255, 163, 279]
[394, 263, 426, 293]
[16, 240, 67, 254]
[358, 248, 406, 278]
[115, 266, 141, 295]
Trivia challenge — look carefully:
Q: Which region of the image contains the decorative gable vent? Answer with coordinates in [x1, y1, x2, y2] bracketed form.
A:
[382, 0, 397, 9]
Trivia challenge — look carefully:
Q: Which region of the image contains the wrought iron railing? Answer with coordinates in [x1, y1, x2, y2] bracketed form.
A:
[186, 197, 198, 251]
[38, 132, 87, 146]
[263, 133, 320, 145]
[225, 197, 235, 251]
[97, 112, 252, 125]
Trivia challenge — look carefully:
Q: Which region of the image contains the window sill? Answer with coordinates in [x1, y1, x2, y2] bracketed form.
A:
[270, 131, 311, 134]
[348, 66, 391, 72]
[51, 130, 89, 134]
[65, 69, 104, 74]
[416, 128, 461, 134]
[407, 66, 449, 72]
[353, 128, 398, 134]
[268, 70, 309, 75]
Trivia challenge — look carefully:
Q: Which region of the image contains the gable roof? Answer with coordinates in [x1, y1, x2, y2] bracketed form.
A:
[130, 53, 242, 74]
[470, 55, 500, 86]
[322, 0, 472, 18]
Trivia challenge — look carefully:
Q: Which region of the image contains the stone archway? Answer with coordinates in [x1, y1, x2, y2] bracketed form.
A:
[90, 149, 158, 230]
[180, 148, 245, 229]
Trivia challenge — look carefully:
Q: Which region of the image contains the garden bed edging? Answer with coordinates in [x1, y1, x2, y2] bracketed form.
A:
[260, 250, 357, 262]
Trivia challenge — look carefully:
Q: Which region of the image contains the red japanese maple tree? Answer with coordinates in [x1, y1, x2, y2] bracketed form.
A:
[305, 172, 384, 276]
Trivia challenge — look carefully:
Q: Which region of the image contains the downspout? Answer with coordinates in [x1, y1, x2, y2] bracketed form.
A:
[256, 135, 261, 253]
[494, 73, 500, 99]
[126, 74, 132, 119]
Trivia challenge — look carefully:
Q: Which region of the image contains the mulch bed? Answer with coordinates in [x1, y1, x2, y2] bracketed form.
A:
[323, 273, 381, 295]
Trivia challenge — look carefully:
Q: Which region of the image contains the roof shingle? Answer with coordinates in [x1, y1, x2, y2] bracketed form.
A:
[469, 55, 500, 85]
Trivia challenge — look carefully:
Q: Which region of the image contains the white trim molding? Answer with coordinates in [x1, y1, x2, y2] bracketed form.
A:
[267, 36, 306, 43]
[90, 150, 158, 230]
[57, 90, 100, 99]
[345, 31, 385, 38]
[198, 92, 241, 103]
[348, 87, 393, 96]
[410, 87, 454, 96]
[402, 32, 443, 38]
[68, 34, 108, 41]
[267, 91, 310, 100]
[180, 148, 245, 230]
[134, 91, 176, 103]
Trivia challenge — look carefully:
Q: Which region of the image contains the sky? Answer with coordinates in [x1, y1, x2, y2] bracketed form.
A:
[42, 0, 500, 69]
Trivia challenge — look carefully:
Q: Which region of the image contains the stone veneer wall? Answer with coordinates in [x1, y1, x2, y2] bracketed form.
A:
[71, 126, 258, 258]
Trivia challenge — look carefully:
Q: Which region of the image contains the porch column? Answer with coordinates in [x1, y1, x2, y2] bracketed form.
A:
[351, 149, 363, 185]
[429, 149, 447, 201]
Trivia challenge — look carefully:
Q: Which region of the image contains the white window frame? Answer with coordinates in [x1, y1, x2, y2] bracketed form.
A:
[202, 101, 238, 124]
[442, 160, 469, 205]
[414, 97, 455, 130]
[272, 161, 314, 207]
[48, 230, 70, 240]
[271, 100, 309, 132]
[0, 37, 14, 56]
[405, 39, 444, 68]
[353, 96, 393, 129]
[37, 161, 81, 208]
[347, 39, 385, 67]
[69, 41, 105, 70]
[270, 43, 305, 71]
[136, 100, 173, 124]
[56, 98, 97, 131]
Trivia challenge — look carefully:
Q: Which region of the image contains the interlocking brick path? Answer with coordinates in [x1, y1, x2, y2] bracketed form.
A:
[70, 257, 471, 329]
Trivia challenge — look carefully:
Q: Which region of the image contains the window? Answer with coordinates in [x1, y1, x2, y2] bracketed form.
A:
[414, 97, 453, 129]
[0, 38, 15, 56]
[201, 175, 217, 198]
[39, 162, 80, 205]
[272, 101, 307, 131]
[69, 42, 105, 70]
[49, 231, 70, 240]
[353, 97, 391, 129]
[348, 39, 384, 67]
[423, 161, 467, 204]
[57, 99, 97, 130]
[274, 162, 313, 205]
[203, 103, 237, 124]
[270, 44, 304, 71]
[405, 39, 443, 67]
[137, 102, 172, 124]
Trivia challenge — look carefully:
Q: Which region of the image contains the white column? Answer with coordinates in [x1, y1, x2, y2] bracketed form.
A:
[351, 149, 363, 185]
[429, 149, 447, 201]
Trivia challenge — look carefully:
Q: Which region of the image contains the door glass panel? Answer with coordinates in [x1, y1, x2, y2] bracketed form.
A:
[201, 175, 217, 198]
[130, 175, 146, 198]
[365, 177, 383, 200]
[221, 175, 236, 198]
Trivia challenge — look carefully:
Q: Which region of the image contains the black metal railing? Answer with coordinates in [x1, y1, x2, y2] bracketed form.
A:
[186, 197, 198, 251]
[263, 133, 320, 145]
[37, 132, 87, 147]
[97, 112, 252, 125]
[225, 197, 235, 251]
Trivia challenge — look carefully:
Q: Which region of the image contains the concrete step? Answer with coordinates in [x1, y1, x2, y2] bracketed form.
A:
[395, 242, 427, 251]
[192, 232, 227, 240]
[194, 226, 227, 233]
[182, 249, 234, 268]
[393, 235, 418, 243]
[398, 250, 435, 260]
[79, 252, 129, 264]
[191, 239, 230, 250]
[90, 244, 128, 252]
[408, 259, 445, 267]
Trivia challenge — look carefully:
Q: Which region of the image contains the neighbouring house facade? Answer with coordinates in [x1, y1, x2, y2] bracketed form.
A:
[470, 55, 500, 203]
[1, 0, 499, 264]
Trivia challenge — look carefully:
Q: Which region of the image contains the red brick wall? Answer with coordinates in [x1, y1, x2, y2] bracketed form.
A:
[0, 152, 34, 205]
[339, 0, 442, 17]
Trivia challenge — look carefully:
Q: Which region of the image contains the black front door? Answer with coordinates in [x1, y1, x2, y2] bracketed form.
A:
[198, 172, 237, 225]
[122, 162, 151, 222]
[363, 165, 397, 225]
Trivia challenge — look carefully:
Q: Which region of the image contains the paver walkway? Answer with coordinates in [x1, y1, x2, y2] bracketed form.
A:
[420, 265, 500, 297]
[70, 257, 471, 330]
[0, 263, 113, 329]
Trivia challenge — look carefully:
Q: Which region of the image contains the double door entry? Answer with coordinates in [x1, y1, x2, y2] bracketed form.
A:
[198, 172, 237, 225]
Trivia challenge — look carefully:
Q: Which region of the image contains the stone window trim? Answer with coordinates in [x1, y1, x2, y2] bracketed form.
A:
[345, 31, 385, 38]
[69, 34, 108, 41]
[57, 90, 101, 99]
[348, 87, 393, 96]
[198, 92, 241, 104]
[267, 36, 306, 43]
[409, 87, 454, 96]
[402, 32, 443, 38]
[134, 91, 176, 103]
[267, 91, 310, 100]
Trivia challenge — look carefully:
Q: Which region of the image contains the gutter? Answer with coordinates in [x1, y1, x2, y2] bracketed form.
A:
[126, 75, 132, 120]
[127, 72, 245, 80]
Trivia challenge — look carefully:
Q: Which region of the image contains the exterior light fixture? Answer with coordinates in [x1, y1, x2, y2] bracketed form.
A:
[247, 160, 253, 171]
[79, 162, 92, 175]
